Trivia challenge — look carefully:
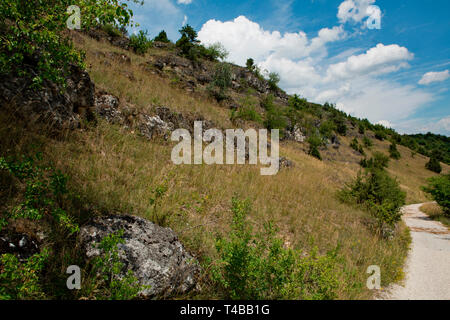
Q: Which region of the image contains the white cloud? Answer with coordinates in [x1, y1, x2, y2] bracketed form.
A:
[197, 14, 436, 133]
[177, 0, 192, 4]
[198, 16, 345, 66]
[376, 120, 392, 128]
[337, 0, 381, 26]
[182, 15, 188, 26]
[325, 43, 413, 81]
[418, 70, 450, 85]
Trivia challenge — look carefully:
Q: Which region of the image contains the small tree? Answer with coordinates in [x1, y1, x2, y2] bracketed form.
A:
[422, 174, 450, 216]
[246, 58, 255, 72]
[267, 72, 280, 91]
[153, 30, 170, 43]
[176, 24, 200, 57]
[425, 157, 442, 173]
[389, 143, 401, 160]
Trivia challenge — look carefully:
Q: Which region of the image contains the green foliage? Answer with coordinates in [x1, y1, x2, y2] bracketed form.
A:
[153, 30, 170, 43]
[350, 138, 365, 155]
[0, 249, 49, 300]
[202, 43, 229, 61]
[389, 143, 401, 160]
[0, 155, 79, 235]
[148, 183, 169, 226]
[363, 136, 373, 148]
[422, 175, 450, 216]
[289, 94, 308, 111]
[319, 120, 336, 139]
[246, 58, 255, 72]
[425, 157, 442, 174]
[334, 118, 347, 136]
[359, 152, 390, 170]
[0, 0, 139, 87]
[211, 198, 338, 300]
[358, 124, 366, 134]
[209, 62, 232, 101]
[231, 96, 262, 123]
[374, 129, 387, 141]
[339, 168, 406, 228]
[399, 133, 450, 165]
[102, 24, 123, 37]
[87, 230, 146, 300]
[307, 136, 323, 161]
[267, 72, 280, 91]
[176, 24, 201, 59]
[129, 30, 152, 55]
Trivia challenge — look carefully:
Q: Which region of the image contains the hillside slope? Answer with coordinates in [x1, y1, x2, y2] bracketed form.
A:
[1, 28, 448, 300]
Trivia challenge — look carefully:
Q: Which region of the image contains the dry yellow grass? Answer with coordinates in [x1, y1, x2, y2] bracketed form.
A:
[420, 202, 450, 227]
[7, 33, 446, 299]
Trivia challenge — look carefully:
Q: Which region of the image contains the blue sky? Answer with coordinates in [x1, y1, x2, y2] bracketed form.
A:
[128, 0, 450, 135]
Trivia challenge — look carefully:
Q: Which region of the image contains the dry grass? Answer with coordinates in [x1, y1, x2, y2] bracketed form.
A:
[5, 33, 443, 300]
[420, 203, 450, 227]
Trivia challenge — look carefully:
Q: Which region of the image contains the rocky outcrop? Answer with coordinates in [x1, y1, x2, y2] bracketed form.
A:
[79, 214, 200, 298]
[0, 65, 95, 129]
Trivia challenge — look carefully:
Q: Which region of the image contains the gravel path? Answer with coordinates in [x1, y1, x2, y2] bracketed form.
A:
[382, 203, 450, 300]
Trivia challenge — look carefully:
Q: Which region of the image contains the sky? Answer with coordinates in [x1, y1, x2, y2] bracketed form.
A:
[128, 0, 450, 136]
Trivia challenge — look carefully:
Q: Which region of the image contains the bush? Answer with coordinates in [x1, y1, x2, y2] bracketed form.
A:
[246, 58, 256, 72]
[202, 43, 229, 61]
[211, 198, 338, 300]
[129, 30, 152, 55]
[0, 249, 49, 300]
[339, 168, 406, 228]
[289, 94, 308, 111]
[208, 62, 232, 101]
[0, 0, 137, 87]
[319, 121, 336, 139]
[359, 152, 390, 170]
[267, 72, 280, 91]
[422, 175, 450, 216]
[264, 106, 287, 133]
[153, 30, 170, 43]
[389, 143, 401, 160]
[84, 230, 146, 300]
[307, 136, 323, 161]
[363, 136, 373, 148]
[425, 157, 442, 173]
[334, 118, 347, 136]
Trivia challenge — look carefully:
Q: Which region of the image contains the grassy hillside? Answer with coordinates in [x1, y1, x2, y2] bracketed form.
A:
[3, 30, 449, 299]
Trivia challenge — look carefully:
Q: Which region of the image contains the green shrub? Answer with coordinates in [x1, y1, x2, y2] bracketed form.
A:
[307, 136, 323, 161]
[339, 168, 406, 228]
[425, 157, 442, 173]
[208, 62, 232, 101]
[129, 30, 152, 55]
[267, 72, 280, 91]
[211, 198, 338, 300]
[358, 124, 366, 134]
[0, 249, 49, 300]
[289, 94, 308, 111]
[202, 43, 229, 61]
[0, 155, 79, 234]
[153, 30, 170, 43]
[422, 175, 450, 216]
[84, 230, 146, 300]
[389, 143, 401, 160]
[264, 107, 288, 133]
[0, 0, 137, 87]
[246, 58, 256, 72]
[319, 121, 336, 139]
[363, 136, 373, 148]
[334, 118, 347, 136]
[102, 24, 123, 37]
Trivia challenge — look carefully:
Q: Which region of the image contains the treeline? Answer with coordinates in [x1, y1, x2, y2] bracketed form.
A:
[398, 133, 450, 165]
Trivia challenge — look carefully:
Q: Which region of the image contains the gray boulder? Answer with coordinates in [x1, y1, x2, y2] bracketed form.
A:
[79, 214, 200, 298]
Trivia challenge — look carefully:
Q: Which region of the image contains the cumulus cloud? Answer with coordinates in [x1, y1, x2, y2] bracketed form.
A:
[418, 70, 450, 85]
[325, 44, 413, 81]
[337, 0, 381, 26]
[198, 16, 345, 66]
[177, 0, 192, 4]
[197, 13, 435, 133]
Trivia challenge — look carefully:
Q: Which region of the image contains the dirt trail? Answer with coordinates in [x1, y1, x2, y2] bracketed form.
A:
[382, 203, 450, 300]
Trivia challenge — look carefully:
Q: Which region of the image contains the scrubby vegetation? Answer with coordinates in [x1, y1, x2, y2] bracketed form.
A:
[211, 198, 339, 300]
[422, 174, 450, 216]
